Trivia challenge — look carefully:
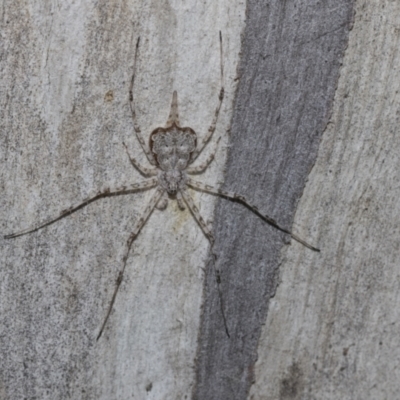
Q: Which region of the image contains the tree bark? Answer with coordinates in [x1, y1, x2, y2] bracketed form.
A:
[0, 1, 244, 398]
[250, 1, 400, 399]
[195, 1, 354, 399]
[2, 1, 398, 400]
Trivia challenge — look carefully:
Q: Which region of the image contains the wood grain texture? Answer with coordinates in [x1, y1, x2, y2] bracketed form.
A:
[250, 1, 400, 399]
[0, 1, 245, 399]
[194, 1, 354, 399]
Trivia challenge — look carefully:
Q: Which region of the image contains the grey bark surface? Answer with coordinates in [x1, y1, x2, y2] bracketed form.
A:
[250, 1, 400, 399]
[6, 0, 400, 399]
[194, 1, 354, 399]
[0, 1, 245, 399]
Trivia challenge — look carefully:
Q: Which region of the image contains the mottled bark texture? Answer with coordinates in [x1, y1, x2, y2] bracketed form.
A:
[194, 1, 354, 399]
[0, 1, 244, 399]
[250, 1, 400, 399]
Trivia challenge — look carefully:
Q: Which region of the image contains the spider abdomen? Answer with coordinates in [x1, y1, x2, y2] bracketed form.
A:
[150, 125, 197, 171]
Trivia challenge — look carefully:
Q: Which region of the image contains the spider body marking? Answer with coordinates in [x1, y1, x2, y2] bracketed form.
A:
[150, 91, 195, 196]
[4, 32, 319, 341]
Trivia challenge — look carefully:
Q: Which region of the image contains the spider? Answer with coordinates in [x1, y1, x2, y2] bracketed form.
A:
[4, 32, 319, 340]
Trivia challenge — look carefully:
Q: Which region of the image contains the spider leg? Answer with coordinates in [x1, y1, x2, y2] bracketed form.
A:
[129, 37, 157, 166]
[97, 187, 164, 340]
[123, 142, 157, 176]
[187, 137, 221, 174]
[4, 178, 158, 239]
[186, 178, 320, 252]
[176, 191, 185, 210]
[156, 191, 168, 210]
[190, 32, 224, 163]
[180, 189, 230, 338]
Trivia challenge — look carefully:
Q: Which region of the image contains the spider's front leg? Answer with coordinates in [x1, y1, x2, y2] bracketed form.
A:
[97, 187, 164, 340]
[179, 188, 230, 337]
[176, 191, 186, 210]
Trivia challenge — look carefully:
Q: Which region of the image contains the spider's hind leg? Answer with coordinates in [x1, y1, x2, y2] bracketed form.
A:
[129, 37, 157, 166]
[123, 142, 157, 176]
[190, 32, 225, 164]
[187, 137, 221, 174]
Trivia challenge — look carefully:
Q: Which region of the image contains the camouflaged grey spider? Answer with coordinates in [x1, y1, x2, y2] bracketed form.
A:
[5, 33, 319, 340]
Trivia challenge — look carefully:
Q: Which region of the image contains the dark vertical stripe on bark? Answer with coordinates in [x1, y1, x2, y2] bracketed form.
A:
[194, 1, 354, 399]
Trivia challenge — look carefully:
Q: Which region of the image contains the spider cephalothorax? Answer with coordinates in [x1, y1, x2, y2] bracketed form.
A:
[5, 33, 319, 341]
